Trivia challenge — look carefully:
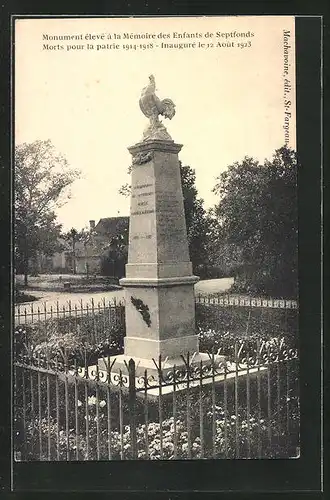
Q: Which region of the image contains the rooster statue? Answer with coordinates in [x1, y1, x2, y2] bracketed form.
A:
[139, 75, 176, 141]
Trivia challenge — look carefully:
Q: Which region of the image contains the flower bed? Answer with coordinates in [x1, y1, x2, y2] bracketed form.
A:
[14, 357, 300, 461]
[19, 400, 299, 460]
[196, 303, 298, 346]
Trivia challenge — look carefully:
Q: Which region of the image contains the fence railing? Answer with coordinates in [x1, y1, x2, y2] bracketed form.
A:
[15, 297, 125, 325]
[195, 295, 298, 309]
[15, 295, 298, 326]
[14, 338, 299, 461]
[14, 296, 299, 358]
[14, 298, 126, 349]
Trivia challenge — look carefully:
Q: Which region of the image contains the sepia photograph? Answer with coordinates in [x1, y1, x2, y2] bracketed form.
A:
[13, 16, 300, 464]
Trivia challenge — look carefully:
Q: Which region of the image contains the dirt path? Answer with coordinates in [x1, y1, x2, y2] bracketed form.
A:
[16, 288, 125, 309]
[195, 277, 234, 295]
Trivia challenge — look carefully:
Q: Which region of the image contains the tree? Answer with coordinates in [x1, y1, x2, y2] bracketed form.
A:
[62, 227, 89, 275]
[100, 218, 129, 279]
[212, 146, 298, 297]
[179, 165, 210, 276]
[119, 163, 210, 277]
[204, 210, 243, 277]
[15, 140, 80, 285]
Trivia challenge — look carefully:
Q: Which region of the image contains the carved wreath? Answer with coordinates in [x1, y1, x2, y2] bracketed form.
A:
[131, 296, 151, 327]
[131, 151, 154, 166]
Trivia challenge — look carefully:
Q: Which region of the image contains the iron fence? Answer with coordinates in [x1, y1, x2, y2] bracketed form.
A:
[195, 295, 298, 309]
[15, 295, 298, 328]
[15, 297, 125, 324]
[14, 295, 298, 348]
[14, 338, 299, 461]
[14, 298, 125, 347]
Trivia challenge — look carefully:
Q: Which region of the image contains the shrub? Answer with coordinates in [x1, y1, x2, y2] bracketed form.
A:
[14, 309, 125, 364]
[15, 289, 38, 304]
[196, 303, 298, 347]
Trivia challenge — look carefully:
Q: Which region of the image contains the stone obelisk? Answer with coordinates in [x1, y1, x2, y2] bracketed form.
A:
[103, 75, 216, 376]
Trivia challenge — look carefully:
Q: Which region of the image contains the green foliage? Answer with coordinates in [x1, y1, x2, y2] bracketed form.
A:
[15, 140, 81, 284]
[62, 227, 90, 274]
[180, 164, 210, 277]
[14, 306, 125, 363]
[14, 289, 38, 304]
[196, 304, 298, 348]
[100, 218, 129, 278]
[211, 146, 298, 297]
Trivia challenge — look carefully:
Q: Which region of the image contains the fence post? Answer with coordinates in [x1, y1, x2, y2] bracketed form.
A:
[128, 358, 138, 459]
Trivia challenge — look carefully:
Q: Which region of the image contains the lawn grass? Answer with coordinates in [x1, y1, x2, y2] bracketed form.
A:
[15, 274, 122, 293]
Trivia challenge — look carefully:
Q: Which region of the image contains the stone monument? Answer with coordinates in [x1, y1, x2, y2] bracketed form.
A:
[99, 75, 222, 378]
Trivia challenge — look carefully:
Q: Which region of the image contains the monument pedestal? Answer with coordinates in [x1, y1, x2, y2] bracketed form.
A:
[120, 275, 199, 360]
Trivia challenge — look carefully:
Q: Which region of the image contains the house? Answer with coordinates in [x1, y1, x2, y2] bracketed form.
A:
[29, 237, 72, 274]
[28, 216, 129, 276]
[75, 217, 129, 276]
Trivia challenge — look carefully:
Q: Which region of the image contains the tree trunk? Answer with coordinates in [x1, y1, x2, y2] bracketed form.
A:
[72, 240, 76, 274]
[72, 239, 76, 274]
[23, 236, 28, 286]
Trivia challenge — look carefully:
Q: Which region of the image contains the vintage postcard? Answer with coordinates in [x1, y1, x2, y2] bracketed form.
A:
[13, 15, 300, 475]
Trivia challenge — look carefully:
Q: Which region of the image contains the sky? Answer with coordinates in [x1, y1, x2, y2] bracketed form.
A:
[15, 16, 296, 231]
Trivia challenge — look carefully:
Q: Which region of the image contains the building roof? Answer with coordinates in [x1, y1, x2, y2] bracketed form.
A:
[94, 216, 129, 236]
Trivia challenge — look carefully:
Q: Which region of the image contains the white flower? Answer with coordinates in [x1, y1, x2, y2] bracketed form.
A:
[77, 400, 82, 407]
[99, 400, 106, 408]
[88, 395, 97, 405]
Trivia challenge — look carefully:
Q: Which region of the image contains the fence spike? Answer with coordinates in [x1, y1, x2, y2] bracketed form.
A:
[123, 359, 130, 372]
[180, 352, 189, 368]
[152, 356, 160, 372]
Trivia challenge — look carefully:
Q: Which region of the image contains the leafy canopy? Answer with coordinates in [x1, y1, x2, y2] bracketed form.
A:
[212, 146, 298, 297]
[15, 140, 80, 278]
